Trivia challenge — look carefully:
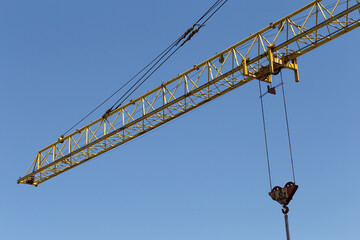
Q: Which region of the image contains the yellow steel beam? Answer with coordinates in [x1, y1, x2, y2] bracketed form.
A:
[18, 0, 360, 186]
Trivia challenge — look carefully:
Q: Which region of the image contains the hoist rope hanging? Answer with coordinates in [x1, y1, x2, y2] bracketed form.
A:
[62, 0, 228, 136]
[258, 80, 273, 191]
[259, 72, 298, 240]
[258, 75, 296, 188]
[280, 71, 296, 184]
[284, 210, 291, 240]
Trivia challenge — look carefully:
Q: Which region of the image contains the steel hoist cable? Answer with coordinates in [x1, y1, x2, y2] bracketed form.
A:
[62, 0, 228, 136]
[62, 39, 180, 136]
[258, 73, 297, 190]
[280, 71, 296, 184]
[258, 80, 273, 191]
[112, 0, 229, 109]
[260, 73, 298, 240]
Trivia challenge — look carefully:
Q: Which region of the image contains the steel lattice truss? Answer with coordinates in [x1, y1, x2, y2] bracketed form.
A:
[18, 0, 360, 185]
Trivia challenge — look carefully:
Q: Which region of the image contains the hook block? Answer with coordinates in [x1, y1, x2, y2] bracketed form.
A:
[269, 182, 298, 206]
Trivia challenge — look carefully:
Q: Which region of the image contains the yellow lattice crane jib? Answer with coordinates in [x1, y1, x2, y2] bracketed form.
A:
[18, 0, 360, 186]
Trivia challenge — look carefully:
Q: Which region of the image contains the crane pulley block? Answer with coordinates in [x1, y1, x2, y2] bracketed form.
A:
[269, 182, 298, 207]
[243, 53, 299, 84]
[269, 182, 298, 240]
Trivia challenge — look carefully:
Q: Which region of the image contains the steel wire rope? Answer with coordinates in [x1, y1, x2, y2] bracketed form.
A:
[280, 72, 296, 183]
[65, 51, 194, 148]
[258, 81, 273, 190]
[243, 4, 357, 189]
[107, 49, 204, 133]
[112, 0, 228, 109]
[111, 42, 181, 109]
[200, 0, 228, 26]
[62, 0, 228, 137]
[62, 38, 182, 136]
[113, 1, 229, 108]
[113, 0, 228, 109]
[65, 41, 187, 147]
[195, 0, 223, 26]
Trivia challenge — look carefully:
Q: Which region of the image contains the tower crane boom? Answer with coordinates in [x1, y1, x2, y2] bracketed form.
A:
[18, 0, 360, 186]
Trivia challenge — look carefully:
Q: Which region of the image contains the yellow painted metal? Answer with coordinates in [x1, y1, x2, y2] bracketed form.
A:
[267, 45, 275, 75]
[18, 0, 360, 186]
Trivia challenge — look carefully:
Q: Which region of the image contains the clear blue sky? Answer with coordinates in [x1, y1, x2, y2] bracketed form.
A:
[1, 1, 359, 239]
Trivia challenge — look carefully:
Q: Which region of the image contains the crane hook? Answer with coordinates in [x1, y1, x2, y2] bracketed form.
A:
[282, 205, 289, 214]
